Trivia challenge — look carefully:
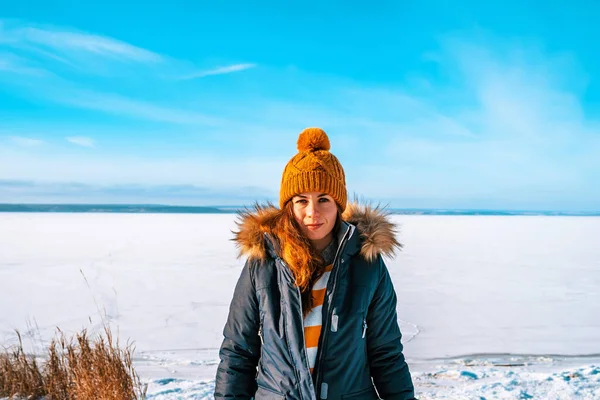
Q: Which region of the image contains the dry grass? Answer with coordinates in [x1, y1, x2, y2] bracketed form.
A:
[0, 326, 147, 400]
[0, 331, 45, 399]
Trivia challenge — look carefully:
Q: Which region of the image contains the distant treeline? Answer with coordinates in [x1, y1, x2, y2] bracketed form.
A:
[1, 204, 599, 216]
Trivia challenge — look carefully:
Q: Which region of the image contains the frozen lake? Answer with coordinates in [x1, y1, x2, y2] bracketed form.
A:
[1, 213, 599, 399]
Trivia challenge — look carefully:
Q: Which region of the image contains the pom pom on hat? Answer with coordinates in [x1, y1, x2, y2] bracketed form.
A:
[297, 127, 331, 152]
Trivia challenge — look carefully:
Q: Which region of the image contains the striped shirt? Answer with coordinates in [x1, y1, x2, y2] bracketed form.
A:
[303, 263, 333, 374]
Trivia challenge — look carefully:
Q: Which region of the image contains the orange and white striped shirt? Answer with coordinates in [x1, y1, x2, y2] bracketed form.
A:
[303, 263, 333, 374]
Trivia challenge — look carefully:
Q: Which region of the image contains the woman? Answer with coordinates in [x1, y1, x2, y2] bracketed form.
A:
[214, 128, 415, 400]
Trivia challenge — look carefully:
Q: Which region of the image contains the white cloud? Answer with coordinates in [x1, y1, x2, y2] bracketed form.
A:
[0, 52, 48, 76]
[2, 21, 162, 63]
[0, 57, 12, 70]
[0, 70, 222, 126]
[66, 136, 95, 147]
[0, 179, 277, 205]
[1, 20, 256, 81]
[8, 136, 44, 146]
[0, 146, 286, 191]
[0, 21, 255, 125]
[374, 35, 600, 204]
[179, 63, 257, 80]
[62, 89, 222, 125]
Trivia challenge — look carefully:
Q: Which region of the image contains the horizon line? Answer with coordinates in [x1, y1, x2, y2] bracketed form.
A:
[1, 203, 599, 216]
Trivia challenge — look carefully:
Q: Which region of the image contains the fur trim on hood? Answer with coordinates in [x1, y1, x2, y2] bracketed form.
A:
[232, 202, 402, 263]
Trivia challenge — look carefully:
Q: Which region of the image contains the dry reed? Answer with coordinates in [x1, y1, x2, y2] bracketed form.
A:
[0, 331, 45, 399]
[0, 326, 147, 400]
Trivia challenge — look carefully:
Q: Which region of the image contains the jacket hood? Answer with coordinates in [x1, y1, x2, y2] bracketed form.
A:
[232, 201, 402, 262]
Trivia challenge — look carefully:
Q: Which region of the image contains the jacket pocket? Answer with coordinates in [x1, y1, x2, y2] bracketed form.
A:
[255, 385, 286, 399]
[341, 386, 379, 399]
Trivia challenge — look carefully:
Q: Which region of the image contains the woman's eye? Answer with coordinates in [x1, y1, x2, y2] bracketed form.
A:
[319, 197, 330, 202]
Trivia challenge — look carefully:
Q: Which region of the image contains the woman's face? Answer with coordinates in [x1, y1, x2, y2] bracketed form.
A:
[291, 192, 338, 251]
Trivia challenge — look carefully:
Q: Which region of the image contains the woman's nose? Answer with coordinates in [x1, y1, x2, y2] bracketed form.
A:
[306, 202, 318, 218]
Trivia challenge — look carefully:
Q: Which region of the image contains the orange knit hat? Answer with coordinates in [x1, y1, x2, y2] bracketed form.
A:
[279, 127, 347, 211]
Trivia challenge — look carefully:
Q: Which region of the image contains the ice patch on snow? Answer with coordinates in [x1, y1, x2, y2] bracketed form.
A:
[412, 363, 600, 400]
[146, 379, 215, 400]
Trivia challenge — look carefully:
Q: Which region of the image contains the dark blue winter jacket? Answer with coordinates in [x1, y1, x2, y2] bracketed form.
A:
[214, 203, 415, 400]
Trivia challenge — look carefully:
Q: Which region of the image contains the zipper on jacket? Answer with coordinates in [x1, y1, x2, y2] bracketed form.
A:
[277, 257, 316, 400]
[296, 284, 314, 374]
[263, 232, 316, 399]
[314, 224, 353, 397]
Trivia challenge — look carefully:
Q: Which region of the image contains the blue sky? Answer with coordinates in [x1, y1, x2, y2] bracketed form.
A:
[1, 1, 599, 210]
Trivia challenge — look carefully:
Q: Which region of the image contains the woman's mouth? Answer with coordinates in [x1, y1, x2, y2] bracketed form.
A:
[305, 223, 323, 230]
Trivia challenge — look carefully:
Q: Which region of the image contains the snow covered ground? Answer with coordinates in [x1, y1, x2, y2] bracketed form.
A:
[1, 213, 599, 399]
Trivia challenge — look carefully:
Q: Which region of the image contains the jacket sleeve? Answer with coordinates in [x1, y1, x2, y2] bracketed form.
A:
[214, 260, 260, 399]
[367, 256, 416, 400]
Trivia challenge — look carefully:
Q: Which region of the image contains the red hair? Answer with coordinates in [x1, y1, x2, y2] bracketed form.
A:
[274, 201, 342, 316]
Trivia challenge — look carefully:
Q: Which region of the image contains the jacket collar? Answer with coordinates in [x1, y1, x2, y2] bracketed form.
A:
[232, 201, 402, 263]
